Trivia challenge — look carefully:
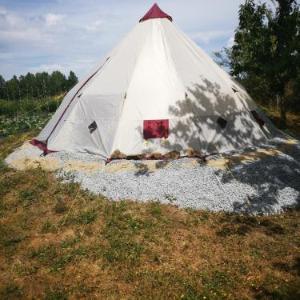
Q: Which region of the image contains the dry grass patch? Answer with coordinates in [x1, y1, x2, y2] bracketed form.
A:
[1, 132, 300, 299]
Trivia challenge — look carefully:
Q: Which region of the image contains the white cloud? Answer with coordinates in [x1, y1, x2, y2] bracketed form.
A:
[0, 8, 44, 45]
[29, 63, 66, 74]
[28, 58, 97, 78]
[85, 20, 105, 32]
[45, 13, 65, 26]
[0, 6, 22, 28]
[190, 30, 232, 45]
[0, 28, 43, 43]
[227, 36, 235, 48]
[0, 6, 7, 15]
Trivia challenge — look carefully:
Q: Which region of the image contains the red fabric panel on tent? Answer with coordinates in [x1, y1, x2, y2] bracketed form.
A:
[30, 139, 55, 155]
[143, 119, 169, 139]
[139, 3, 172, 22]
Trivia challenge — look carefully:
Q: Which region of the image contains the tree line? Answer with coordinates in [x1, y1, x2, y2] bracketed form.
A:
[0, 71, 78, 101]
[215, 0, 299, 126]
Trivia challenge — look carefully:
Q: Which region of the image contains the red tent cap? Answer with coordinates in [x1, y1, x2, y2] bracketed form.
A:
[139, 3, 172, 23]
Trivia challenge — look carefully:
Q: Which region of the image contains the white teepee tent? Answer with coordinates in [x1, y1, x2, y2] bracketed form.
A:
[32, 3, 277, 159]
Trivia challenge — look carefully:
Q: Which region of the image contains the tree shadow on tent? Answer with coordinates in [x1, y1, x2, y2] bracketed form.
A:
[133, 78, 268, 177]
[132, 78, 267, 174]
[165, 78, 272, 154]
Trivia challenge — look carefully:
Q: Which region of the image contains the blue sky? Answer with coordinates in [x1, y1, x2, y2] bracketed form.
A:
[0, 0, 248, 80]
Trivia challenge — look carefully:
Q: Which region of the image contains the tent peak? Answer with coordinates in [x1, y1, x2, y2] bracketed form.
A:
[139, 3, 172, 23]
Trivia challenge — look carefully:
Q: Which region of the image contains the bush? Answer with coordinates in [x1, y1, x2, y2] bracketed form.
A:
[0, 97, 62, 117]
[0, 100, 19, 116]
[40, 99, 60, 113]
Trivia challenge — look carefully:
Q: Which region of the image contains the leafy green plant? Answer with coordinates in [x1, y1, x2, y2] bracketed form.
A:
[148, 201, 162, 217]
[41, 220, 57, 233]
[19, 189, 37, 206]
[0, 113, 52, 137]
[77, 209, 98, 224]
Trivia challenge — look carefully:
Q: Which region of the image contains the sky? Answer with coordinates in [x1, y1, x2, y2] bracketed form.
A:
[0, 0, 248, 80]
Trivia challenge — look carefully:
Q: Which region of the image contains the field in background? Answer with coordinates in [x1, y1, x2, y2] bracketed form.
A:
[0, 95, 62, 138]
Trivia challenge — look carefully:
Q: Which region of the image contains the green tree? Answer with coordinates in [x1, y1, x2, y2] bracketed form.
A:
[0, 75, 5, 99]
[0, 70, 78, 101]
[67, 71, 78, 90]
[221, 0, 300, 126]
[49, 71, 67, 96]
[6, 75, 20, 101]
[269, 0, 300, 124]
[24, 72, 36, 99]
[35, 72, 50, 98]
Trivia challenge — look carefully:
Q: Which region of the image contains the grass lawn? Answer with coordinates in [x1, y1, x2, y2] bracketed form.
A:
[0, 132, 299, 299]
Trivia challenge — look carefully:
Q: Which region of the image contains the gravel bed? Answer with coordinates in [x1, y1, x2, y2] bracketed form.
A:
[5, 137, 300, 214]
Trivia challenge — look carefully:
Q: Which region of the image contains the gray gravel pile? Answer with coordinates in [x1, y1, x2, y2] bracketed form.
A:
[53, 138, 300, 214]
[5, 137, 300, 214]
[220, 155, 300, 214]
